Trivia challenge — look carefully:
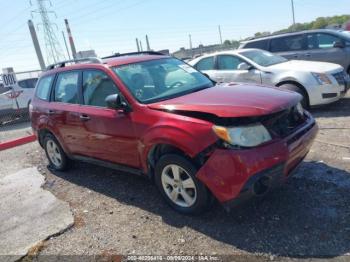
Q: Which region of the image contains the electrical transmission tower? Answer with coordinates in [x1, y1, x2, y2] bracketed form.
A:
[31, 0, 65, 64]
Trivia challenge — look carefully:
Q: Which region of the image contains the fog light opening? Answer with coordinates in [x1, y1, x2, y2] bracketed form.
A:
[253, 176, 271, 196]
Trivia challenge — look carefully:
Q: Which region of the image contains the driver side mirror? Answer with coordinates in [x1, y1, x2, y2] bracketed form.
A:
[105, 94, 131, 112]
[237, 62, 253, 71]
[333, 41, 344, 48]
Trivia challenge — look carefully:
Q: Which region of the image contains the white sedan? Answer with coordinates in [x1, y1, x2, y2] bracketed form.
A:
[189, 49, 349, 107]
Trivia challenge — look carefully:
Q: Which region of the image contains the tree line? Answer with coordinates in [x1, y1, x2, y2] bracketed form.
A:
[223, 14, 350, 46]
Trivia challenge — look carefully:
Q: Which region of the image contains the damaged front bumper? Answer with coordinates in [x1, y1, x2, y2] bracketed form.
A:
[196, 112, 318, 211]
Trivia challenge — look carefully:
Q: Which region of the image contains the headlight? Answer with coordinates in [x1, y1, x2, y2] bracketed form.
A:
[312, 72, 332, 85]
[212, 123, 272, 148]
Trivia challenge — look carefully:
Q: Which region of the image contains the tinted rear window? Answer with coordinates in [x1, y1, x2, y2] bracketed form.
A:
[243, 40, 269, 50]
[35, 75, 54, 100]
[270, 35, 305, 52]
[18, 78, 38, 89]
[195, 57, 215, 71]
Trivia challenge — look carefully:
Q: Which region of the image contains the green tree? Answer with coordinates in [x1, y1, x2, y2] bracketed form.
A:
[312, 17, 328, 29]
[223, 40, 232, 46]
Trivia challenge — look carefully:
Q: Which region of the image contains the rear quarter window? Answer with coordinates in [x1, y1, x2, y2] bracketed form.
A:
[35, 75, 54, 100]
[195, 57, 215, 71]
[243, 40, 269, 50]
[270, 35, 306, 52]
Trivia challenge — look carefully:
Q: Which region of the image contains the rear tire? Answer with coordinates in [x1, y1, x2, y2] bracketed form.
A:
[154, 154, 211, 215]
[278, 83, 309, 108]
[44, 134, 70, 171]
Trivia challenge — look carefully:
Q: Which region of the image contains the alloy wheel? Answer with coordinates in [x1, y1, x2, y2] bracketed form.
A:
[46, 139, 63, 168]
[161, 164, 197, 208]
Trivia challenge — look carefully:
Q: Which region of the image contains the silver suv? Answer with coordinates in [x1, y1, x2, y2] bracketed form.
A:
[239, 29, 350, 75]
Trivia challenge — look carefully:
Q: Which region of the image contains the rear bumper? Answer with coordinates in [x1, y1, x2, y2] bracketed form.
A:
[196, 112, 318, 208]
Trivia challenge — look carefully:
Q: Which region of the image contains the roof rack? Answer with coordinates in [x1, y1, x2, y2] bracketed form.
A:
[102, 51, 166, 59]
[46, 57, 103, 71]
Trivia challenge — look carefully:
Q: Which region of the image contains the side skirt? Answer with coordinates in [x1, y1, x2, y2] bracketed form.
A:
[72, 155, 143, 176]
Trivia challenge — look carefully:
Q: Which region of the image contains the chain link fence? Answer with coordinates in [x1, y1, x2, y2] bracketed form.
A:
[0, 70, 42, 144]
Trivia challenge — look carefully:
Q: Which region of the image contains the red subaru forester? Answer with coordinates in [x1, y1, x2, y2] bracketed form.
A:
[31, 52, 318, 214]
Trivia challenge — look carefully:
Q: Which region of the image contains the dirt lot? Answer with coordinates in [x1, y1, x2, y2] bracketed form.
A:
[3, 95, 350, 261]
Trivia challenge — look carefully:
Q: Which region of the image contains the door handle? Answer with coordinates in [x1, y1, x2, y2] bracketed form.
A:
[47, 110, 56, 115]
[79, 114, 91, 122]
[305, 53, 311, 57]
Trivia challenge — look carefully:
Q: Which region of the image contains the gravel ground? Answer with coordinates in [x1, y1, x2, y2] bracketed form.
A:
[3, 95, 350, 261]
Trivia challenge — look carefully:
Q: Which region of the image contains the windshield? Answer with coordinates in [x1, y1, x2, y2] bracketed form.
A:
[240, 50, 288, 67]
[112, 58, 214, 104]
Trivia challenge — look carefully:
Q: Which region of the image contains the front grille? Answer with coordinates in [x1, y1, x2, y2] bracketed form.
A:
[332, 71, 346, 86]
[263, 106, 306, 138]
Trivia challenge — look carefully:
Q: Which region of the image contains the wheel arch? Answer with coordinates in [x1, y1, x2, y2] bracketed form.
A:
[276, 80, 310, 106]
[146, 143, 191, 180]
[38, 128, 53, 147]
[37, 128, 70, 156]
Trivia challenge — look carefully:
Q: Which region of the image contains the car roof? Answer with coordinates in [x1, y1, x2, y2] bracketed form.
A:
[189, 49, 260, 62]
[104, 54, 168, 67]
[241, 29, 340, 44]
[41, 53, 170, 77]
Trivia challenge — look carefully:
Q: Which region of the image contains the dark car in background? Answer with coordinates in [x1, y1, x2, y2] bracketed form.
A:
[239, 29, 350, 75]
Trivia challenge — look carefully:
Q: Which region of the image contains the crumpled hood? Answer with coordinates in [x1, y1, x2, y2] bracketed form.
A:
[148, 83, 301, 118]
[268, 60, 343, 73]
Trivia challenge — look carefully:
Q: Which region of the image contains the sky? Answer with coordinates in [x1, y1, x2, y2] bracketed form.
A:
[0, 0, 349, 71]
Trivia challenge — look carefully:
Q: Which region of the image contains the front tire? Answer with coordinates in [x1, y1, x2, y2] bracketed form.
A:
[44, 134, 69, 171]
[155, 154, 210, 215]
[279, 83, 309, 108]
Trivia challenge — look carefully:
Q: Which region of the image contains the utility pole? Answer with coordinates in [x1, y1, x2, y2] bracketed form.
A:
[28, 19, 46, 70]
[189, 34, 193, 57]
[145, 35, 151, 51]
[136, 38, 140, 52]
[61, 31, 71, 60]
[31, 0, 65, 64]
[291, 0, 296, 30]
[218, 25, 223, 45]
[64, 19, 77, 59]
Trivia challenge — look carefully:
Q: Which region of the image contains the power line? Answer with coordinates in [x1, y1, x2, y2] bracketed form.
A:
[56, 0, 118, 17]
[0, 7, 30, 32]
[69, 0, 147, 24]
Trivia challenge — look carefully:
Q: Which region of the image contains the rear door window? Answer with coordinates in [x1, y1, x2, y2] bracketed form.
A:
[35, 75, 54, 101]
[82, 70, 119, 107]
[54, 71, 80, 104]
[195, 57, 215, 71]
[270, 35, 306, 52]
